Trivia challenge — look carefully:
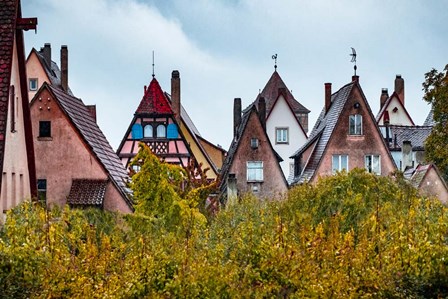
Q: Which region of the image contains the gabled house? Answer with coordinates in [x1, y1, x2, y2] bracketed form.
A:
[117, 71, 223, 180]
[0, 0, 37, 221]
[220, 98, 288, 202]
[26, 43, 73, 101]
[376, 75, 414, 126]
[250, 70, 309, 180]
[291, 76, 396, 184]
[30, 83, 133, 212]
[404, 164, 448, 205]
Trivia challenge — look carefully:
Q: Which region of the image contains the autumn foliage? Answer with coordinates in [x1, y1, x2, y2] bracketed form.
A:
[1, 152, 448, 297]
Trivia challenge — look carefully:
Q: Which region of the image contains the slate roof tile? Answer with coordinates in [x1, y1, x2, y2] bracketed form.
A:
[388, 125, 432, 151]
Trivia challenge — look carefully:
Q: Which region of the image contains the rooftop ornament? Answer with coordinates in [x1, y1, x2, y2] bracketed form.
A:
[272, 53, 278, 71]
[350, 47, 357, 76]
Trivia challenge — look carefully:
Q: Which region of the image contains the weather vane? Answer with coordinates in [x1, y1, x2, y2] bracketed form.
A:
[152, 50, 155, 78]
[350, 47, 357, 76]
[272, 54, 278, 70]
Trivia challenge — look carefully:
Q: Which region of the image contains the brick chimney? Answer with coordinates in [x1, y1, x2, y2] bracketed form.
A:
[395, 75, 404, 105]
[60, 45, 68, 92]
[41, 43, 51, 69]
[352, 75, 359, 83]
[380, 88, 389, 108]
[402, 140, 412, 171]
[171, 70, 181, 124]
[86, 105, 97, 123]
[325, 83, 332, 113]
[258, 97, 266, 132]
[233, 98, 242, 138]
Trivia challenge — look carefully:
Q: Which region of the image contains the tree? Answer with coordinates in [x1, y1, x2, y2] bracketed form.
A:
[423, 64, 448, 180]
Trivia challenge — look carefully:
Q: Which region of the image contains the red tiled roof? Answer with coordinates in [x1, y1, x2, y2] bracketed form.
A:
[136, 78, 173, 115]
[254, 71, 310, 115]
[67, 179, 108, 206]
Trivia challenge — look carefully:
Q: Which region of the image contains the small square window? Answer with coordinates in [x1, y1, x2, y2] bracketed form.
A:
[39, 121, 51, 137]
[29, 78, 38, 91]
[349, 114, 362, 135]
[365, 155, 381, 175]
[332, 155, 348, 174]
[276, 127, 289, 144]
[250, 138, 259, 149]
[247, 161, 263, 182]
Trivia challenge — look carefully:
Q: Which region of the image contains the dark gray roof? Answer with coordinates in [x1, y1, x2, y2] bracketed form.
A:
[44, 83, 133, 210]
[423, 108, 436, 126]
[290, 82, 354, 184]
[388, 125, 432, 151]
[67, 179, 107, 206]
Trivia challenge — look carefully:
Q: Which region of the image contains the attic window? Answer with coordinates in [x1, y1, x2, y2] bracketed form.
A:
[392, 107, 398, 113]
[144, 124, 153, 138]
[349, 114, 362, 135]
[39, 121, 51, 138]
[157, 125, 166, 138]
[250, 138, 259, 149]
[29, 78, 38, 91]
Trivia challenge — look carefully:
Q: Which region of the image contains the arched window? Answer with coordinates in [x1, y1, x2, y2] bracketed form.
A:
[131, 124, 143, 139]
[157, 125, 166, 138]
[167, 123, 178, 139]
[144, 124, 153, 138]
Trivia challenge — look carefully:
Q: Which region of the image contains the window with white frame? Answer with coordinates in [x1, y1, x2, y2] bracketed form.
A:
[29, 78, 38, 91]
[156, 124, 166, 138]
[144, 124, 153, 138]
[247, 161, 263, 182]
[365, 155, 381, 175]
[349, 114, 362, 135]
[275, 127, 289, 144]
[332, 155, 348, 174]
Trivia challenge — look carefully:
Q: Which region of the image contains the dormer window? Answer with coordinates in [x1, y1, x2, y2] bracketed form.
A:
[250, 138, 259, 149]
[349, 114, 362, 135]
[157, 124, 166, 138]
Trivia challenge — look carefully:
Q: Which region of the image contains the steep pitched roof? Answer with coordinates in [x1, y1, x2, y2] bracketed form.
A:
[38, 83, 133, 210]
[253, 71, 310, 116]
[388, 125, 433, 151]
[219, 105, 285, 193]
[376, 91, 415, 125]
[136, 78, 173, 115]
[405, 164, 447, 192]
[27, 47, 74, 96]
[423, 108, 436, 126]
[290, 82, 354, 184]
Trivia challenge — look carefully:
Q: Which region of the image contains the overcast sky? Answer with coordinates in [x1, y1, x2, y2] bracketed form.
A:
[22, 0, 448, 151]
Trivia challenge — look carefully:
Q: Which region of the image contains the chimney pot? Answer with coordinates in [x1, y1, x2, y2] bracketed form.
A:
[233, 98, 242, 138]
[352, 75, 359, 83]
[394, 74, 405, 105]
[380, 88, 389, 108]
[41, 43, 51, 69]
[171, 70, 181, 124]
[61, 45, 68, 92]
[325, 83, 332, 113]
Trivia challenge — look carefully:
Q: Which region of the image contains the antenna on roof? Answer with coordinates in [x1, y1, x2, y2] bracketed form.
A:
[350, 47, 357, 76]
[152, 50, 155, 78]
[272, 54, 278, 71]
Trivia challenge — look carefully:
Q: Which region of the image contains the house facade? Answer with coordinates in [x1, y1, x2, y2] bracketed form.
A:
[117, 71, 223, 180]
[0, 0, 37, 221]
[250, 70, 308, 180]
[30, 83, 133, 213]
[291, 76, 396, 184]
[405, 164, 448, 205]
[220, 98, 288, 202]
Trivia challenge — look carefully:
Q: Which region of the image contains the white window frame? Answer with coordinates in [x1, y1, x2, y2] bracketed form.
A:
[29, 78, 38, 91]
[349, 114, 362, 135]
[332, 155, 348, 174]
[247, 161, 263, 182]
[275, 127, 289, 144]
[365, 155, 381, 175]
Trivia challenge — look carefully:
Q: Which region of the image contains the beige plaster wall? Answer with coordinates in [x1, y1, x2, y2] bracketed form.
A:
[103, 182, 133, 213]
[26, 52, 49, 101]
[1, 37, 32, 213]
[420, 168, 448, 205]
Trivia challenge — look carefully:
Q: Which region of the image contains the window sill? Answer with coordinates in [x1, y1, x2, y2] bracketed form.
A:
[347, 135, 365, 140]
[276, 142, 289, 145]
[247, 180, 264, 183]
[38, 137, 53, 141]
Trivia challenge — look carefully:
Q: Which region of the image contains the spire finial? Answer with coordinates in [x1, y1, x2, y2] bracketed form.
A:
[350, 47, 357, 76]
[272, 54, 277, 71]
[152, 50, 155, 78]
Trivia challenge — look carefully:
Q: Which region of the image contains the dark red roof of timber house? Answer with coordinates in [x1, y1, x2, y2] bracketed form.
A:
[136, 78, 173, 115]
